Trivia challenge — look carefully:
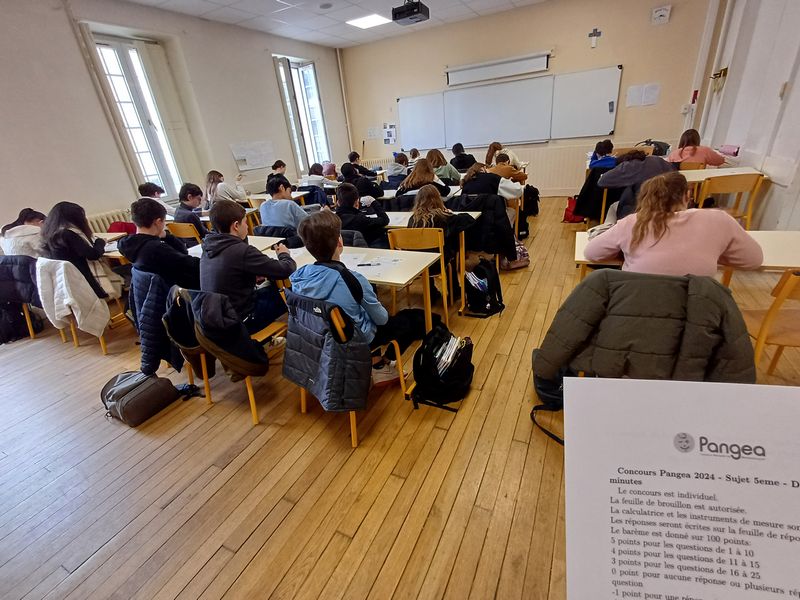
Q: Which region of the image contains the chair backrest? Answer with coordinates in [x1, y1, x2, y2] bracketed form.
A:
[248, 197, 264, 209]
[771, 269, 800, 302]
[700, 173, 763, 195]
[254, 224, 296, 238]
[612, 146, 654, 157]
[167, 222, 202, 245]
[341, 230, 368, 248]
[387, 227, 445, 252]
[679, 162, 706, 170]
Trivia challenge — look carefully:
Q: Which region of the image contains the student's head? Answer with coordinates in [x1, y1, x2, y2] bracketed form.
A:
[210, 199, 248, 239]
[179, 183, 204, 208]
[298, 210, 342, 262]
[348, 151, 360, 164]
[461, 162, 486, 186]
[618, 150, 648, 163]
[130, 198, 168, 236]
[395, 153, 408, 167]
[594, 139, 614, 157]
[452, 143, 465, 156]
[631, 172, 690, 249]
[678, 129, 701, 149]
[2, 208, 46, 235]
[41, 201, 91, 241]
[409, 148, 420, 159]
[340, 163, 357, 180]
[400, 158, 435, 188]
[322, 162, 337, 176]
[485, 142, 503, 165]
[335, 183, 360, 209]
[309, 163, 324, 176]
[271, 160, 287, 174]
[206, 170, 224, 202]
[138, 182, 165, 199]
[495, 153, 510, 165]
[425, 149, 447, 168]
[411, 185, 449, 227]
[266, 174, 293, 198]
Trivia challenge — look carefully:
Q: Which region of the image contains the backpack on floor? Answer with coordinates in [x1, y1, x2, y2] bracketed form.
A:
[464, 258, 505, 318]
[562, 197, 584, 223]
[529, 349, 571, 445]
[0, 302, 41, 345]
[101, 371, 180, 427]
[411, 324, 474, 409]
[501, 239, 530, 271]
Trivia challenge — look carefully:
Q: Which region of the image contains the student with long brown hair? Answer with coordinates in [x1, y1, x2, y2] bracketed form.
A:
[395, 158, 451, 197]
[485, 141, 522, 168]
[584, 172, 762, 276]
[667, 128, 725, 166]
[460, 162, 524, 199]
[425, 149, 461, 184]
[205, 169, 246, 208]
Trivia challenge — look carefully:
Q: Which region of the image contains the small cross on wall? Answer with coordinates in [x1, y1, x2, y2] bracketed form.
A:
[588, 27, 602, 49]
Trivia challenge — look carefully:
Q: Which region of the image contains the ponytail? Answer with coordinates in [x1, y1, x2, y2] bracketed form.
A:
[2, 208, 46, 235]
[630, 172, 689, 250]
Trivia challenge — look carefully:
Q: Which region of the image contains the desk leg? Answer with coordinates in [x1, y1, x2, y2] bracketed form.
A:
[721, 267, 734, 288]
[422, 267, 432, 332]
[459, 231, 466, 316]
[578, 263, 588, 281]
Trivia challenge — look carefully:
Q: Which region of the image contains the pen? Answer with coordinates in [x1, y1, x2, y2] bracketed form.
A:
[356, 263, 376, 267]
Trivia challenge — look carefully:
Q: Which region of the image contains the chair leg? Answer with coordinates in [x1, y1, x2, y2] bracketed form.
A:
[391, 287, 397, 316]
[98, 334, 108, 356]
[69, 317, 80, 348]
[439, 273, 449, 329]
[200, 353, 212, 404]
[21, 304, 35, 339]
[186, 363, 195, 386]
[300, 387, 307, 413]
[246, 376, 259, 425]
[767, 346, 784, 375]
[349, 411, 358, 448]
[59, 328, 67, 343]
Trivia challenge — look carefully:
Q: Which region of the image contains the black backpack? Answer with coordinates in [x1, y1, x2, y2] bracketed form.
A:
[411, 324, 474, 410]
[0, 302, 41, 345]
[464, 258, 504, 318]
[529, 349, 572, 445]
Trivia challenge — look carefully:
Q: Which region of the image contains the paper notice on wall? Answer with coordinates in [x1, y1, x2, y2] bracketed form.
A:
[564, 378, 800, 599]
[626, 85, 644, 107]
[230, 140, 274, 171]
[626, 83, 661, 107]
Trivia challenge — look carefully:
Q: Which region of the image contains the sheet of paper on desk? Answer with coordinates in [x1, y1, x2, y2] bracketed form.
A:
[105, 242, 118, 253]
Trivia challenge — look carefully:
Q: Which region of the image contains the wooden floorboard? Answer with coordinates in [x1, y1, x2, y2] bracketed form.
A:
[0, 197, 795, 600]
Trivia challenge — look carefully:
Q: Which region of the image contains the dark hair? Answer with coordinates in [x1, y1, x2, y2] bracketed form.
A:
[618, 150, 648, 163]
[2, 208, 46, 234]
[179, 183, 203, 203]
[340, 163, 357, 180]
[309, 163, 324, 176]
[485, 142, 502, 165]
[336, 183, 359, 208]
[452, 143, 465, 155]
[594, 139, 614, 156]
[266, 175, 292, 195]
[348, 151, 360, 163]
[209, 199, 246, 233]
[495, 153, 510, 163]
[298, 210, 341, 261]
[678, 129, 701, 150]
[271, 160, 286, 170]
[41, 201, 92, 241]
[138, 182, 165, 197]
[461, 162, 486, 186]
[395, 153, 408, 166]
[130, 197, 167, 228]
[409, 148, 419, 159]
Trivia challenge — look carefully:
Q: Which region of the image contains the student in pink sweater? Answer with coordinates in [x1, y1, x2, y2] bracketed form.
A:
[584, 172, 763, 277]
[667, 129, 726, 166]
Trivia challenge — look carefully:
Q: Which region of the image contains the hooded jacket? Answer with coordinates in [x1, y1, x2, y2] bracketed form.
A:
[342, 174, 384, 200]
[450, 153, 477, 172]
[533, 269, 755, 383]
[446, 194, 517, 260]
[118, 232, 200, 290]
[335, 204, 389, 247]
[1, 225, 44, 258]
[0, 255, 40, 307]
[289, 262, 387, 343]
[200, 233, 296, 319]
[598, 156, 675, 219]
[129, 268, 184, 375]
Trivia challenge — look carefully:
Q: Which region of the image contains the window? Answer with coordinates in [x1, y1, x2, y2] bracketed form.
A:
[95, 37, 182, 197]
[274, 56, 331, 174]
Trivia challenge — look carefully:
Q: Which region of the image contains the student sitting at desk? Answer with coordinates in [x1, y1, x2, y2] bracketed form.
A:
[205, 170, 247, 209]
[260, 175, 308, 230]
[667, 129, 725, 167]
[426, 149, 461, 185]
[396, 159, 451, 197]
[385, 153, 409, 188]
[290, 210, 413, 385]
[450, 143, 476, 172]
[341, 163, 384, 200]
[488, 153, 528, 183]
[173, 183, 209, 247]
[334, 183, 389, 248]
[322, 162, 338, 179]
[486, 142, 522, 169]
[461, 163, 523, 199]
[300, 163, 327, 188]
[201, 200, 296, 336]
[268, 160, 288, 184]
[347, 151, 378, 178]
[117, 198, 200, 289]
[407, 148, 420, 170]
[589, 139, 616, 169]
[598, 150, 675, 220]
[584, 172, 763, 277]
[2, 208, 46, 258]
[138, 182, 175, 217]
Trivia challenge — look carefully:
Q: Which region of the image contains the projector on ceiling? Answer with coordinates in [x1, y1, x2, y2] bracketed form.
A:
[392, 1, 430, 25]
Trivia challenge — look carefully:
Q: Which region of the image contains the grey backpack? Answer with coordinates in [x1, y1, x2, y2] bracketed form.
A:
[101, 371, 179, 427]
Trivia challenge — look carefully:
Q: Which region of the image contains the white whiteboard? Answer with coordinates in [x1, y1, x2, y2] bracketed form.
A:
[397, 93, 446, 150]
[551, 66, 622, 139]
[444, 76, 554, 147]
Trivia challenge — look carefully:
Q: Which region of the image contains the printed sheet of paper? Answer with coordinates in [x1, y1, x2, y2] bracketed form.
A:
[229, 140, 274, 171]
[564, 378, 800, 599]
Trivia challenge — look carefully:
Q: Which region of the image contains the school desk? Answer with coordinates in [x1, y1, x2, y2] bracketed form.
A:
[381, 186, 461, 200]
[94, 232, 126, 243]
[249, 191, 310, 204]
[680, 166, 762, 183]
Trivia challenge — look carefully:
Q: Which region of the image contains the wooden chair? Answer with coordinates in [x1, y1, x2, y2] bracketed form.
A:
[21, 304, 36, 339]
[679, 162, 706, 170]
[388, 228, 450, 328]
[167, 222, 202, 245]
[697, 173, 764, 230]
[57, 313, 109, 355]
[741, 269, 800, 375]
[299, 307, 408, 447]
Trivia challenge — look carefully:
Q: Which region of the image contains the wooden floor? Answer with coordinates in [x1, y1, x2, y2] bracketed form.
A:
[1, 198, 797, 600]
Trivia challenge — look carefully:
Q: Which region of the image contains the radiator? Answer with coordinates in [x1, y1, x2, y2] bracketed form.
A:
[88, 209, 132, 232]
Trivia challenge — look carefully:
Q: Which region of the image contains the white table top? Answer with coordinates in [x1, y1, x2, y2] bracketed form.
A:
[94, 232, 126, 242]
[384, 211, 481, 228]
[574, 229, 800, 269]
[681, 166, 762, 183]
[166, 207, 258, 223]
[250, 191, 309, 202]
[381, 185, 461, 200]
[187, 235, 281, 258]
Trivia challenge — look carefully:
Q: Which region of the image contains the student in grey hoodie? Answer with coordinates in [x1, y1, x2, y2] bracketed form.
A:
[598, 150, 675, 219]
[200, 200, 296, 334]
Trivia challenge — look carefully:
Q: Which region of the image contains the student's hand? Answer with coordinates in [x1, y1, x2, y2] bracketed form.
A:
[274, 243, 289, 254]
[360, 196, 374, 207]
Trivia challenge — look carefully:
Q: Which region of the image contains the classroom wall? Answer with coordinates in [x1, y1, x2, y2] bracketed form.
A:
[0, 0, 349, 223]
[340, 0, 711, 196]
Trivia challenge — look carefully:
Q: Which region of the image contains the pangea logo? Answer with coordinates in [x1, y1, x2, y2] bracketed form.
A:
[674, 433, 695, 453]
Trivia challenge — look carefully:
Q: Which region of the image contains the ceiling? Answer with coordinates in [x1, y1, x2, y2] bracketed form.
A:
[123, 0, 548, 47]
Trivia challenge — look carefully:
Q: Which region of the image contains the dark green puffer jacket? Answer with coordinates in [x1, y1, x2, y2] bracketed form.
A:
[533, 269, 755, 383]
